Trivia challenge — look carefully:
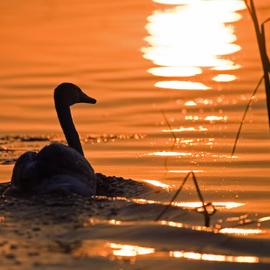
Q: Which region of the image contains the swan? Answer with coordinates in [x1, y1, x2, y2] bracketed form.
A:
[6, 83, 98, 197]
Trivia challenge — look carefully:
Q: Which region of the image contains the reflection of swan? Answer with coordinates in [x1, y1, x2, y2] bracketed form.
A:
[9, 83, 97, 196]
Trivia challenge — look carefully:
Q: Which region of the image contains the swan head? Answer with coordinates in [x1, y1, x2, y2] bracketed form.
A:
[54, 82, 96, 107]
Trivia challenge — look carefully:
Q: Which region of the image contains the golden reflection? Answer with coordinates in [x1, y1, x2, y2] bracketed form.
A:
[204, 115, 228, 121]
[185, 115, 228, 121]
[184, 101, 197, 106]
[73, 240, 264, 264]
[185, 115, 199, 121]
[219, 228, 264, 235]
[107, 219, 122, 225]
[169, 137, 215, 146]
[155, 81, 209, 90]
[170, 251, 259, 263]
[212, 74, 237, 82]
[110, 243, 155, 257]
[258, 216, 270, 223]
[143, 0, 244, 89]
[89, 218, 268, 239]
[72, 241, 155, 259]
[94, 195, 244, 211]
[161, 126, 208, 132]
[168, 169, 203, 173]
[178, 202, 244, 210]
[148, 66, 202, 77]
[143, 179, 172, 189]
[186, 98, 216, 106]
[148, 151, 192, 157]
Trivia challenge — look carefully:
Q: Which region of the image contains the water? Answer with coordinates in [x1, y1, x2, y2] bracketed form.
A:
[0, 0, 270, 268]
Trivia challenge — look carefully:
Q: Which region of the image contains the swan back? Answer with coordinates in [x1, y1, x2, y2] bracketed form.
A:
[11, 143, 96, 196]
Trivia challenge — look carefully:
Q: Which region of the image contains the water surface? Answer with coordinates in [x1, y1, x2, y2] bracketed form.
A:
[0, 0, 270, 268]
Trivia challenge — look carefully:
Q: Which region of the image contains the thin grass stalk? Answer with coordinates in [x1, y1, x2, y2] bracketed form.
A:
[231, 76, 264, 157]
[244, 0, 251, 14]
[191, 172, 215, 227]
[155, 171, 191, 221]
[155, 171, 215, 227]
[261, 18, 270, 69]
[161, 111, 177, 174]
[245, 0, 270, 127]
[161, 110, 177, 143]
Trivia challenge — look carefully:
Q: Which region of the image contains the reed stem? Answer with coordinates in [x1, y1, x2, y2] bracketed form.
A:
[245, 0, 270, 127]
[231, 76, 263, 157]
[155, 171, 215, 227]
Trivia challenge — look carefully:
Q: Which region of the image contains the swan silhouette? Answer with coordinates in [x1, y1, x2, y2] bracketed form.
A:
[8, 83, 97, 196]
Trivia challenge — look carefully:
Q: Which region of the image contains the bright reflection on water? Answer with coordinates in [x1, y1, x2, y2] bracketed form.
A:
[142, 179, 172, 189]
[167, 169, 203, 173]
[148, 151, 192, 157]
[88, 218, 268, 239]
[161, 126, 208, 132]
[169, 250, 259, 263]
[213, 74, 237, 82]
[155, 81, 209, 90]
[219, 228, 264, 235]
[73, 240, 266, 264]
[94, 195, 243, 211]
[185, 115, 228, 121]
[148, 66, 202, 77]
[142, 0, 244, 89]
[110, 243, 155, 257]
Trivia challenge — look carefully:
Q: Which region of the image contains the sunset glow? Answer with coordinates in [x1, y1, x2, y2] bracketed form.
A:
[170, 250, 259, 263]
[73, 240, 263, 264]
[110, 243, 155, 257]
[0, 0, 269, 269]
[142, 0, 244, 89]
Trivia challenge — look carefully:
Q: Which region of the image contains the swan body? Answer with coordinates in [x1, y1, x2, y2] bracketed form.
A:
[8, 83, 97, 197]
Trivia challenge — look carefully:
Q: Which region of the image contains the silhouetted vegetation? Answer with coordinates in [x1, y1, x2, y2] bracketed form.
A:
[244, 0, 270, 125]
[232, 0, 269, 156]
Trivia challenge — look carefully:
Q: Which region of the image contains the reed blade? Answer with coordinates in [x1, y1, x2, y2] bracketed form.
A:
[155, 171, 191, 221]
[245, 0, 270, 127]
[231, 76, 263, 157]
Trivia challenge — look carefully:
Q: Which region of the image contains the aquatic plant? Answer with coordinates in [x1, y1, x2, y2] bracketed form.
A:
[245, 0, 270, 123]
[231, 0, 269, 156]
[155, 171, 216, 227]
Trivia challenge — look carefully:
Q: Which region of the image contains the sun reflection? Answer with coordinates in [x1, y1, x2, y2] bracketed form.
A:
[184, 115, 228, 121]
[219, 228, 264, 235]
[89, 217, 268, 239]
[177, 202, 244, 210]
[148, 66, 202, 77]
[168, 169, 203, 173]
[148, 151, 192, 157]
[155, 81, 209, 90]
[258, 216, 270, 223]
[142, 0, 244, 90]
[73, 240, 264, 264]
[72, 241, 155, 259]
[204, 115, 228, 121]
[162, 126, 208, 132]
[212, 74, 237, 82]
[170, 251, 259, 263]
[184, 101, 197, 106]
[94, 195, 244, 211]
[110, 243, 155, 257]
[143, 179, 172, 189]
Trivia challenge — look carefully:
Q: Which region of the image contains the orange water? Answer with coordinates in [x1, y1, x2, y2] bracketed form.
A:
[0, 0, 269, 221]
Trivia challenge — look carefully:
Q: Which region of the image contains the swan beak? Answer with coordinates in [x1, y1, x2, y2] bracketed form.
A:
[80, 92, 97, 104]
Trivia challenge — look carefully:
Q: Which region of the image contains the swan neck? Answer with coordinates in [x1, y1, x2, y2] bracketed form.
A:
[55, 104, 84, 156]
